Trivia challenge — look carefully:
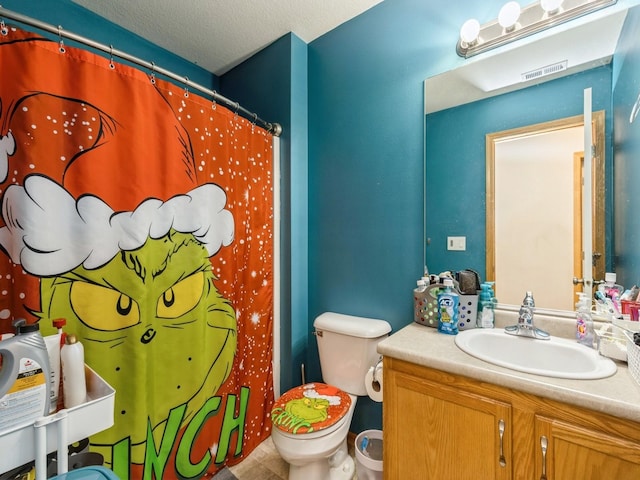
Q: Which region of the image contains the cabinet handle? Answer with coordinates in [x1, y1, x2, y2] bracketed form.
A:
[540, 435, 548, 480]
[498, 419, 506, 467]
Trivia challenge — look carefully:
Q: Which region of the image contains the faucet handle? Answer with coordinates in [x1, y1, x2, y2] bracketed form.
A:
[522, 291, 535, 308]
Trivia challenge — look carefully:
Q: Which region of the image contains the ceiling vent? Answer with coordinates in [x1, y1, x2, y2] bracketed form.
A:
[521, 60, 569, 82]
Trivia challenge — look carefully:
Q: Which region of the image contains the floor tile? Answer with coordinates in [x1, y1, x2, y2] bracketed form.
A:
[228, 434, 360, 479]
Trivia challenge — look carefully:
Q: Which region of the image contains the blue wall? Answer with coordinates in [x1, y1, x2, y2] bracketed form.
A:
[613, 5, 640, 288]
[305, 0, 635, 434]
[307, 0, 435, 432]
[425, 67, 614, 279]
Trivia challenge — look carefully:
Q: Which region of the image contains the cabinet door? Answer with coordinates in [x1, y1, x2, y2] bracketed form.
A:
[535, 416, 640, 480]
[384, 368, 512, 480]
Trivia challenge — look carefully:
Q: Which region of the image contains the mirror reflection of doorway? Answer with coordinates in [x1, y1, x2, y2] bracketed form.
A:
[486, 112, 605, 310]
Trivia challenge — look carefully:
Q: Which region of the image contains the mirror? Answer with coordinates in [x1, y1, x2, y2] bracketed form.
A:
[486, 111, 606, 310]
[424, 4, 635, 313]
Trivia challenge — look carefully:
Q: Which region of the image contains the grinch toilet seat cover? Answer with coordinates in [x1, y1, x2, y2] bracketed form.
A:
[271, 382, 351, 435]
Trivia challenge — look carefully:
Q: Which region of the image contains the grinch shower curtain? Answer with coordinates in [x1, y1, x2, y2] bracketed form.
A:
[0, 26, 275, 479]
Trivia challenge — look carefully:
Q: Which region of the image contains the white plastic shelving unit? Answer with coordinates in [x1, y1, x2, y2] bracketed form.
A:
[0, 365, 115, 480]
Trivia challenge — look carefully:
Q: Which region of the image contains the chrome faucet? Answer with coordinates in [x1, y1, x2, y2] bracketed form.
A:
[505, 291, 550, 340]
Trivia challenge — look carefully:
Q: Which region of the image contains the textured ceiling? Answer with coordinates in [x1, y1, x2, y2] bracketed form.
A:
[72, 0, 383, 75]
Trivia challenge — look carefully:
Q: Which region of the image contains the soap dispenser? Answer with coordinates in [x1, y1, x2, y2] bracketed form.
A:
[576, 292, 595, 348]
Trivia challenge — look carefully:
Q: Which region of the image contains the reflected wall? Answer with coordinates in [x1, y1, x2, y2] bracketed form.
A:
[613, 5, 640, 288]
[425, 66, 613, 282]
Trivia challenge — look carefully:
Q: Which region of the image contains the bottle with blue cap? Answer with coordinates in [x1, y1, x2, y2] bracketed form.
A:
[437, 278, 459, 335]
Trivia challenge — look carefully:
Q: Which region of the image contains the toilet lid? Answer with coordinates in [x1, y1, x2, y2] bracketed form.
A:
[271, 382, 351, 435]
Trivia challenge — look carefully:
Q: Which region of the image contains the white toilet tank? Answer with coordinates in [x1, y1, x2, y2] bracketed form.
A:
[314, 312, 391, 396]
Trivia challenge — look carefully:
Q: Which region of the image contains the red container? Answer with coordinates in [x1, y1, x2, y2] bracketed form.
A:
[621, 300, 640, 321]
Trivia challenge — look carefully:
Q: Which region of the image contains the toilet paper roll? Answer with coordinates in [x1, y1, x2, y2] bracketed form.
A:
[365, 364, 384, 402]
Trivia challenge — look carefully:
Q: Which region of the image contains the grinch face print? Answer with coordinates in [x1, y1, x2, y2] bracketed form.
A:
[40, 230, 237, 457]
[0, 174, 238, 464]
[271, 383, 350, 435]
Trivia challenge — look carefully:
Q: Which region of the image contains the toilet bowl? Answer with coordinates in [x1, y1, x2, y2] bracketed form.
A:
[270, 312, 391, 480]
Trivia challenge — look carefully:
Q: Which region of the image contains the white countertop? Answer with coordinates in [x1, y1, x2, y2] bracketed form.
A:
[377, 321, 640, 423]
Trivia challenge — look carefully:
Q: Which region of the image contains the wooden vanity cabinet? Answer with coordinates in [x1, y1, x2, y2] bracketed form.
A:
[535, 416, 640, 480]
[383, 357, 640, 480]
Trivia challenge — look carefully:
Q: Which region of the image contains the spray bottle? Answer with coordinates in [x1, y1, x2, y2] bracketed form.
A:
[61, 334, 87, 408]
[43, 318, 67, 413]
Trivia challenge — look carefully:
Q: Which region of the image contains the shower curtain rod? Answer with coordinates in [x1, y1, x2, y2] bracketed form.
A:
[0, 6, 282, 136]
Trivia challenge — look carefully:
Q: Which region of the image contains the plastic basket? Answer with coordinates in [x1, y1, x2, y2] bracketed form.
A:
[0, 365, 115, 476]
[414, 283, 478, 330]
[457, 294, 479, 331]
[613, 317, 640, 333]
[595, 324, 629, 362]
[414, 283, 441, 327]
[624, 330, 640, 387]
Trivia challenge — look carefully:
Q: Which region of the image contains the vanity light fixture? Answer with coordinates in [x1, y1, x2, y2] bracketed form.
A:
[498, 2, 522, 32]
[540, 0, 565, 14]
[457, 0, 618, 58]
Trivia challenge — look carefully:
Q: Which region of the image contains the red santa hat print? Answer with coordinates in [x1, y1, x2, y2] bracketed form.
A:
[0, 34, 234, 277]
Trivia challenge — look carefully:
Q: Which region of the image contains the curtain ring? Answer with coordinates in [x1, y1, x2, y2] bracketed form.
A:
[251, 113, 257, 133]
[1, 19, 8, 36]
[234, 102, 239, 120]
[184, 77, 190, 98]
[57, 25, 65, 53]
[211, 90, 217, 110]
[149, 62, 156, 85]
[109, 45, 115, 69]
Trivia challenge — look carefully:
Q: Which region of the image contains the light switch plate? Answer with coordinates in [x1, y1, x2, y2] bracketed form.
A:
[447, 236, 466, 251]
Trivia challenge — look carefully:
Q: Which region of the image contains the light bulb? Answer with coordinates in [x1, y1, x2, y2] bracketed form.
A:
[541, 0, 564, 14]
[460, 18, 480, 45]
[498, 1, 521, 30]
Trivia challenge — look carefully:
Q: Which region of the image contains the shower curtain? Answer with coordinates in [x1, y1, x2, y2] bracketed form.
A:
[0, 26, 274, 479]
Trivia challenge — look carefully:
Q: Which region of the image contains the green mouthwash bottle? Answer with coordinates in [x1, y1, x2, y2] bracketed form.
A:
[476, 282, 496, 328]
[438, 278, 459, 335]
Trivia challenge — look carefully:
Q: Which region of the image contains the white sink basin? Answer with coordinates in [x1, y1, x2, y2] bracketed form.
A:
[454, 328, 617, 380]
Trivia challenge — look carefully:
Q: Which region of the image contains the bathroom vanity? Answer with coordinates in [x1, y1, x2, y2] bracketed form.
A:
[378, 321, 640, 479]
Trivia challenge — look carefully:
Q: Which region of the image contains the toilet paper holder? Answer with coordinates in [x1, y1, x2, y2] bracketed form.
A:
[371, 357, 383, 391]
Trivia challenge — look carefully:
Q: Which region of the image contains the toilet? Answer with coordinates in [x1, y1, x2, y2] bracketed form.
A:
[270, 312, 391, 480]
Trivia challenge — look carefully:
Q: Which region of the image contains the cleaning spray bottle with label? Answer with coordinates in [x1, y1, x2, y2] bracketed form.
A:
[437, 278, 459, 335]
[576, 293, 595, 348]
[0, 319, 51, 431]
